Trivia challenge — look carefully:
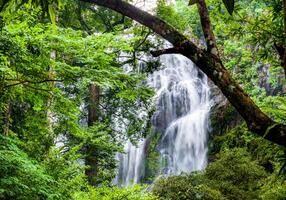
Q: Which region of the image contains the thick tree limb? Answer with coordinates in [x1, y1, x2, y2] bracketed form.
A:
[196, 0, 218, 56]
[82, 0, 192, 46]
[274, 42, 286, 77]
[81, 0, 286, 147]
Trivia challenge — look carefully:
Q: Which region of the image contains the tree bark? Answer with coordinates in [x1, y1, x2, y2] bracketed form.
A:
[81, 0, 286, 147]
[196, 0, 218, 56]
[270, 0, 286, 78]
[86, 84, 100, 185]
[87, 84, 100, 126]
[283, 0, 286, 77]
[2, 101, 11, 135]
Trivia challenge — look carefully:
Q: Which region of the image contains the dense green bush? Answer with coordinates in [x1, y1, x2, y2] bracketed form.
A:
[0, 136, 61, 200]
[259, 174, 286, 200]
[0, 135, 159, 200]
[204, 148, 267, 200]
[152, 174, 198, 200]
[152, 148, 267, 200]
[152, 174, 225, 200]
[72, 185, 158, 200]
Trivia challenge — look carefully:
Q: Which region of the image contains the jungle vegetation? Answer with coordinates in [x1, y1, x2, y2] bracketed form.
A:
[0, 0, 286, 199]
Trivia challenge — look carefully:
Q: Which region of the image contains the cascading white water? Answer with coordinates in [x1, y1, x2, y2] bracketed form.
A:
[152, 55, 211, 174]
[114, 140, 146, 186]
[115, 54, 212, 186]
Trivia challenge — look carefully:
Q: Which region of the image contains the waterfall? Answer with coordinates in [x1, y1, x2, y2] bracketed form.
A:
[152, 55, 211, 174]
[114, 140, 146, 186]
[115, 54, 212, 186]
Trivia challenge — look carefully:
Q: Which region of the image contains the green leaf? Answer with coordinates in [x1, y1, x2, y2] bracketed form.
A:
[48, 4, 56, 27]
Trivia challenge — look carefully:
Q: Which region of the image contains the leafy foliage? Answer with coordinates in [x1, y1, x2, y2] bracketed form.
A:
[73, 185, 158, 200]
[1, 0, 286, 199]
[152, 148, 267, 200]
[0, 3, 156, 199]
[0, 135, 60, 200]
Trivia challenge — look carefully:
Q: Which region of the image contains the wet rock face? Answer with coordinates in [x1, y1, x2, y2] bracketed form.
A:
[258, 64, 285, 96]
[209, 63, 285, 136]
[208, 82, 242, 137]
[207, 63, 284, 138]
[258, 64, 272, 95]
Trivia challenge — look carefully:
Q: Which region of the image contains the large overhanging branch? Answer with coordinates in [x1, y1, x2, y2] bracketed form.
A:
[81, 0, 286, 147]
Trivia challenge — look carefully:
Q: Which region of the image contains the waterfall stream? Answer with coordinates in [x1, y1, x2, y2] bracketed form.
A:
[115, 54, 212, 186]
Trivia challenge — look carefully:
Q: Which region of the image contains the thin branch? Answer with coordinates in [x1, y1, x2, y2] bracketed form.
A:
[150, 47, 183, 57]
[24, 84, 52, 93]
[134, 29, 152, 50]
[77, 1, 93, 35]
[111, 15, 125, 27]
[4, 79, 63, 89]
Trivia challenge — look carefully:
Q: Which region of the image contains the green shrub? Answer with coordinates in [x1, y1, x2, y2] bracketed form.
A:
[152, 148, 267, 200]
[205, 148, 267, 200]
[259, 173, 286, 200]
[152, 173, 225, 200]
[72, 185, 158, 200]
[152, 174, 198, 200]
[0, 136, 61, 200]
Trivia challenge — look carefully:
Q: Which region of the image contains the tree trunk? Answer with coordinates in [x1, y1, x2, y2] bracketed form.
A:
[283, 0, 286, 78]
[87, 84, 100, 126]
[85, 84, 100, 185]
[273, 0, 286, 78]
[81, 0, 286, 147]
[2, 101, 11, 135]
